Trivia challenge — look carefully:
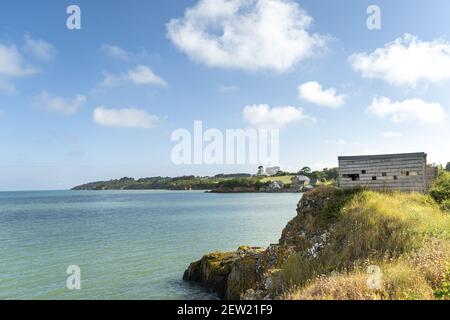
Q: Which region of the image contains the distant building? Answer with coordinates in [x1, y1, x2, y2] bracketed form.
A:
[268, 180, 284, 191]
[338, 152, 438, 192]
[292, 175, 311, 186]
[290, 175, 310, 192]
[266, 166, 281, 176]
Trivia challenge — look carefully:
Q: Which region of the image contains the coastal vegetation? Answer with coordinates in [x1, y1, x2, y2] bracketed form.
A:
[260, 175, 295, 185]
[184, 172, 450, 300]
[71, 175, 247, 191]
[282, 187, 450, 300]
[429, 171, 450, 211]
[71, 167, 339, 191]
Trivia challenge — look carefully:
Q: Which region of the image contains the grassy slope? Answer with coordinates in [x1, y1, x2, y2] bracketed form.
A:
[260, 175, 295, 184]
[282, 188, 450, 300]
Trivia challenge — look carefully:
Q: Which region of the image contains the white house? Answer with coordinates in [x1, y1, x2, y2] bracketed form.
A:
[292, 175, 311, 187]
[268, 180, 284, 191]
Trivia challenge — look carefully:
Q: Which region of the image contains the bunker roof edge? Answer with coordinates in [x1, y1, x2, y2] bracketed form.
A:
[338, 152, 427, 161]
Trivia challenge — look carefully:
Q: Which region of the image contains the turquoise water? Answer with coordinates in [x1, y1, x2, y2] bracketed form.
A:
[0, 190, 300, 300]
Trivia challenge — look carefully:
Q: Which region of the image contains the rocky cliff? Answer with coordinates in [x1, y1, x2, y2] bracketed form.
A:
[183, 186, 337, 300]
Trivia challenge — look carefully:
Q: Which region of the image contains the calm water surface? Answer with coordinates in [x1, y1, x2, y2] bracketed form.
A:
[0, 190, 300, 299]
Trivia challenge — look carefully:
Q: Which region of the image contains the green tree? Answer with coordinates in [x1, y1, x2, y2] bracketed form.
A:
[311, 171, 326, 182]
[446, 162, 450, 172]
[323, 168, 339, 181]
[299, 166, 312, 177]
[257, 166, 265, 175]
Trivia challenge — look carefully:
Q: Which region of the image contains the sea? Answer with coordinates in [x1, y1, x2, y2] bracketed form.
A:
[0, 190, 300, 299]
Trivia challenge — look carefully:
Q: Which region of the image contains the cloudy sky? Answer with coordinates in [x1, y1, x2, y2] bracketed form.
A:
[1, 0, 450, 190]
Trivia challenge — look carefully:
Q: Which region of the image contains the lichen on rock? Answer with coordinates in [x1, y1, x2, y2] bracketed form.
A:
[183, 246, 265, 299]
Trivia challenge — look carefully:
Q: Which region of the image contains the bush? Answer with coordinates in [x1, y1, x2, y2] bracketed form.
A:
[217, 178, 266, 189]
[429, 171, 450, 211]
[441, 200, 450, 212]
[435, 263, 450, 300]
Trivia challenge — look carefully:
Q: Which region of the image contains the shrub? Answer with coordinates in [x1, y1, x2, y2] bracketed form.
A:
[442, 199, 450, 212]
[281, 252, 322, 288]
[217, 178, 264, 189]
[429, 171, 450, 211]
[435, 263, 450, 300]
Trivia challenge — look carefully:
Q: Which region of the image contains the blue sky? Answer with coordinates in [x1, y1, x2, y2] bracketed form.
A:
[1, 0, 450, 190]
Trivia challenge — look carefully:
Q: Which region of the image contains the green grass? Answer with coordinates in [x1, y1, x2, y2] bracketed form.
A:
[260, 175, 295, 184]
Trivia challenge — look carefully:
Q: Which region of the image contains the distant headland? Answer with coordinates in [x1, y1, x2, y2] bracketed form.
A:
[71, 167, 339, 193]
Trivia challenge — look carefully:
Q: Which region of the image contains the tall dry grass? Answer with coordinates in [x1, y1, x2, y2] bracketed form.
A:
[282, 188, 450, 300]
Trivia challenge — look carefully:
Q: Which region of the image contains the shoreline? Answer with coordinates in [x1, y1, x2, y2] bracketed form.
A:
[69, 188, 305, 194]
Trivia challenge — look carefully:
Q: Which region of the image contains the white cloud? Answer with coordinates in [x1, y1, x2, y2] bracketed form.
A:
[101, 44, 130, 60]
[100, 44, 150, 61]
[93, 106, 160, 129]
[367, 97, 447, 125]
[23, 34, 56, 61]
[0, 43, 34, 77]
[167, 0, 326, 73]
[298, 81, 346, 108]
[99, 65, 167, 87]
[100, 73, 121, 87]
[242, 104, 316, 129]
[383, 132, 403, 139]
[128, 65, 166, 85]
[0, 41, 37, 93]
[34, 91, 86, 116]
[350, 34, 450, 86]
